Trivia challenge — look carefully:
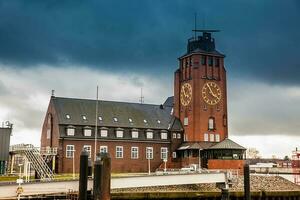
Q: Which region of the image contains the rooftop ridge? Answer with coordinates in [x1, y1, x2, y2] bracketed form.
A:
[52, 96, 166, 107]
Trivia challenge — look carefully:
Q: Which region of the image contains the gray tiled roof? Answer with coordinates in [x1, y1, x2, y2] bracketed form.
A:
[52, 96, 182, 131]
[178, 141, 216, 150]
[163, 96, 174, 107]
[208, 138, 246, 150]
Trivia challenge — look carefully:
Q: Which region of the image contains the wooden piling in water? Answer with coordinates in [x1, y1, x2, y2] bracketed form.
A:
[79, 150, 89, 200]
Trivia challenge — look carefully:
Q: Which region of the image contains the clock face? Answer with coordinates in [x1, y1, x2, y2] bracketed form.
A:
[180, 83, 192, 106]
[202, 82, 222, 105]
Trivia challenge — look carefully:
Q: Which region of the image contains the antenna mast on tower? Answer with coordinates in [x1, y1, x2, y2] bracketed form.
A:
[139, 88, 144, 104]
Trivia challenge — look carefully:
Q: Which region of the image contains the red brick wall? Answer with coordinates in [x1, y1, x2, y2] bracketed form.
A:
[174, 54, 228, 142]
[41, 97, 60, 149]
[60, 139, 171, 173]
[208, 159, 245, 171]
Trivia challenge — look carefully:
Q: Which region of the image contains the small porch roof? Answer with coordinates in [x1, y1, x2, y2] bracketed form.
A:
[208, 138, 246, 150]
[177, 142, 216, 150]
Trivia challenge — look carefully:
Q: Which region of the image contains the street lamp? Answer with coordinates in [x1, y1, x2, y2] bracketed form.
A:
[198, 149, 201, 173]
[146, 148, 151, 175]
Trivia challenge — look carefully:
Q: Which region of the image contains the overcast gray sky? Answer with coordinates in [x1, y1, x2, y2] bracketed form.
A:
[0, 0, 299, 158]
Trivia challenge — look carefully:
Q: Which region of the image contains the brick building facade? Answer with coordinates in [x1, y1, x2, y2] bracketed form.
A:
[40, 31, 245, 174]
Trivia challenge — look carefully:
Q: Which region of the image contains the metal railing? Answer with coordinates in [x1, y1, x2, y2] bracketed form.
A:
[10, 144, 54, 181]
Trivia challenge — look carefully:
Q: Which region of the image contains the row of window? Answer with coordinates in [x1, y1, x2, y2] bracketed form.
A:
[182, 56, 221, 68]
[65, 114, 161, 125]
[66, 127, 181, 140]
[204, 133, 220, 142]
[183, 117, 218, 131]
[201, 56, 220, 67]
[66, 145, 169, 160]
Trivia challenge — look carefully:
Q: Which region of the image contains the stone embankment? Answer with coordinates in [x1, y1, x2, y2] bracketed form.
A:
[112, 175, 300, 193]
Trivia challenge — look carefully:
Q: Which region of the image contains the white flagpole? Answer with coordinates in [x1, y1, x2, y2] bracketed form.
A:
[94, 85, 99, 161]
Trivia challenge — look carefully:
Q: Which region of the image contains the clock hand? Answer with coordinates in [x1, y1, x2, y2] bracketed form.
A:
[207, 84, 217, 98]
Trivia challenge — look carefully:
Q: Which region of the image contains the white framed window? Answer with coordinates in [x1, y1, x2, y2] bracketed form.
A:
[66, 145, 75, 158]
[204, 133, 209, 141]
[46, 129, 51, 139]
[113, 117, 118, 122]
[83, 145, 92, 158]
[116, 130, 123, 138]
[84, 129, 92, 136]
[146, 131, 153, 139]
[100, 146, 108, 154]
[100, 129, 108, 137]
[215, 134, 220, 142]
[67, 127, 75, 136]
[116, 146, 123, 158]
[131, 130, 139, 138]
[208, 118, 214, 130]
[161, 131, 168, 139]
[210, 133, 215, 142]
[184, 117, 188, 126]
[172, 152, 177, 158]
[172, 133, 177, 139]
[177, 133, 181, 139]
[131, 147, 139, 159]
[161, 147, 168, 160]
[146, 147, 153, 159]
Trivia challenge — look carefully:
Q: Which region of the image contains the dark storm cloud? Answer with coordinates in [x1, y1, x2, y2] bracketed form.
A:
[0, 0, 299, 85]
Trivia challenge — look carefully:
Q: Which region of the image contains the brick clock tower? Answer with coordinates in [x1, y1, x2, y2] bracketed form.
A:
[174, 30, 228, 143]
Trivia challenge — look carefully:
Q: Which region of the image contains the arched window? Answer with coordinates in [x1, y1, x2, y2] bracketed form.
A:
[208, 117, 215, 130]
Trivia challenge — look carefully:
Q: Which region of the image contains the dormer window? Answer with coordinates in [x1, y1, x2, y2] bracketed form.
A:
[129, 118, 133, 123]
[146, 130, 153, 139]
[66, 126, 75, 136]
[131, 130, 139, 138]
[143, 119, 147, 123]
[116, 129, 123, 138]
[82, 115, 87, 120]
[113, 117, 118, 122]
[161, 131, 168, 139]
[66, 114, 71, 119]
[100, 128, 108, 137]
[84, 127, 92, 136]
